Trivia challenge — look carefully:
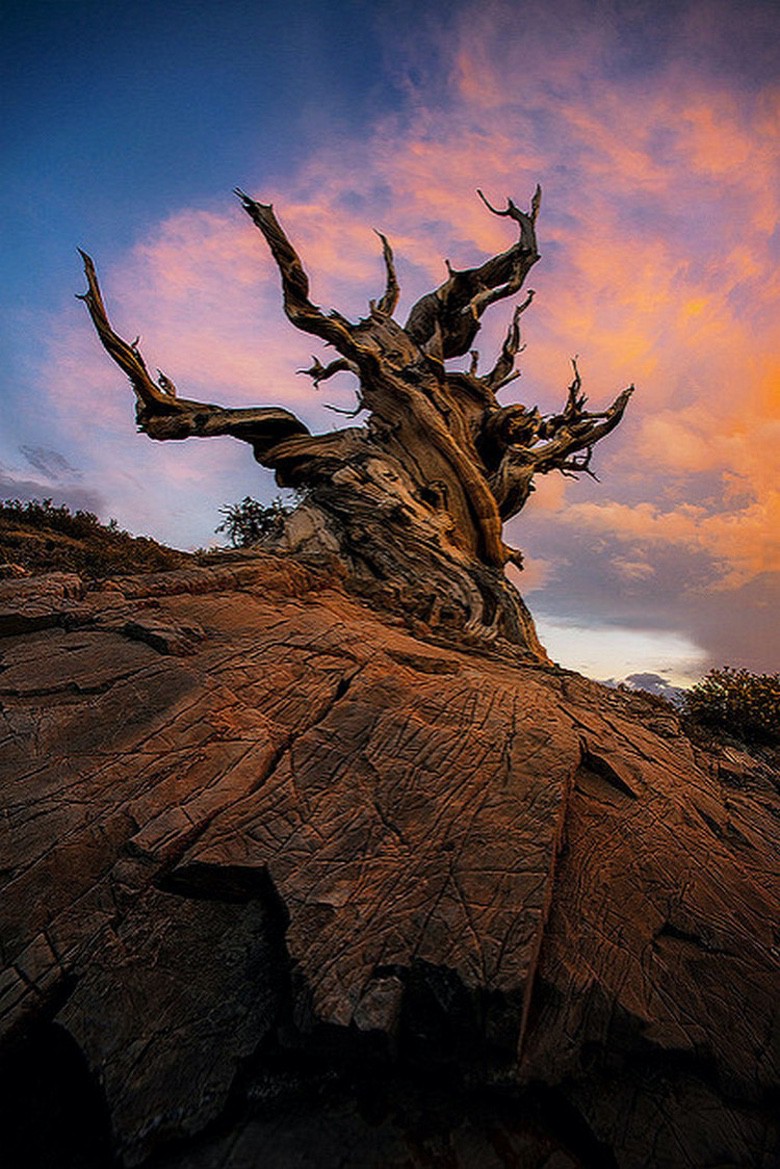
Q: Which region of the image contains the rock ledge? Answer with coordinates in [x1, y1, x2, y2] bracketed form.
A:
[1, 556, 777, 1168]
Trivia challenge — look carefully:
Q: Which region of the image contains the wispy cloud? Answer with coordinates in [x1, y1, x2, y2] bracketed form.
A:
[19, 446, 82, 481]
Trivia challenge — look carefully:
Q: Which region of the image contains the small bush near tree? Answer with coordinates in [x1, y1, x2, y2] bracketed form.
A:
[215, 496, 290, 548]
[682, 666, 780, 746]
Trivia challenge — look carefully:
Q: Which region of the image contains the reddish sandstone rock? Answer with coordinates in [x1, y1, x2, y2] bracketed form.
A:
[0, 556, 777, 1168]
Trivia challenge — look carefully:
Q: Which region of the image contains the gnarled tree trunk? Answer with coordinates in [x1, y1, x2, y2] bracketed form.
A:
[79, 187, 632, 654]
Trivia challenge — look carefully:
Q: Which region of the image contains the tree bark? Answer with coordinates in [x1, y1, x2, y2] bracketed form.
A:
[79, 189, 632, 655]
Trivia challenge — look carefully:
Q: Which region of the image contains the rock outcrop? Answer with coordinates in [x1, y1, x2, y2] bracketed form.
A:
[1, 556, 778, 1168]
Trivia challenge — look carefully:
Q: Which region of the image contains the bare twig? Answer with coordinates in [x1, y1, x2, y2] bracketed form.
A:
[484, 289, 535, 390]
[373, 230, 400, 317]
[297, 356, 354, 386]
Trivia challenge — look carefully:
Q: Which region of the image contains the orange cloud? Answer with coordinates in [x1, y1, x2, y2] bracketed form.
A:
[562, 493, 780, 588]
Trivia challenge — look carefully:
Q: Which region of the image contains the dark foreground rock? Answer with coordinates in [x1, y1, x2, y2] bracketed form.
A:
[0, 556, 777, 1168]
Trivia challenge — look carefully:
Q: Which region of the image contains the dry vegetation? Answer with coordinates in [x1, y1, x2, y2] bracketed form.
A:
[682, 666, 780, 747]
[0, 498, 191, 578]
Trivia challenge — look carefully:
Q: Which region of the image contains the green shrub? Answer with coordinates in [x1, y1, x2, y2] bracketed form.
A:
[215, 496, 290, 547]
[682, 666, 780, 745]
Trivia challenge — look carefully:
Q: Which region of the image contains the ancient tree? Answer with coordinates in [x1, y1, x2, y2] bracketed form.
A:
[79, 187, 632, 656]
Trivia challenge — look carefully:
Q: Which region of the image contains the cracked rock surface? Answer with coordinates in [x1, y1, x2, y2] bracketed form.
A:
[0, 556, 777, 1168]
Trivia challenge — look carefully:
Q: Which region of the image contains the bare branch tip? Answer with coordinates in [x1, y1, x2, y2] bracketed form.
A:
[77, 250, 99, 290]
[514, 289, 535, 318]
[476, 188, 505, 216]
[234, 187, 273, 214]
[323, 401, 364, 418]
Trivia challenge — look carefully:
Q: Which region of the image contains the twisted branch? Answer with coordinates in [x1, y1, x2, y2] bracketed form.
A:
[77, 250, 309, 455]
[234, 189, 360, 361]
[483, 289, 535, 391]
[77, 250, 180, 417]
[488, 375, 634, 519]
[403, 187, 541, 360]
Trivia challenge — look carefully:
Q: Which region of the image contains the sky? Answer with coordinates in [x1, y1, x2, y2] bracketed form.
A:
[2, 0, 779, 687]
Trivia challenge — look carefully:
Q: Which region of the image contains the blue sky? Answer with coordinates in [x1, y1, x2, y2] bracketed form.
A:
[2, 0, 779, 685]
[2, 1, 397, 338]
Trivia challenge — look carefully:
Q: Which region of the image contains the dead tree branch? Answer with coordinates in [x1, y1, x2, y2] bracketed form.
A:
[372, 231, 400, 317]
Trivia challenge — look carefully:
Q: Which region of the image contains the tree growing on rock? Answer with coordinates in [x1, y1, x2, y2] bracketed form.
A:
[79, 187, 632, 655]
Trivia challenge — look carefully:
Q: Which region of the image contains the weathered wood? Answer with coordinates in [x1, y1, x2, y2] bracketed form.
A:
[79, 189, 632, 652]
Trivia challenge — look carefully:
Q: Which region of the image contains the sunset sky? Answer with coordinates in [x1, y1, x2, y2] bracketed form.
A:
[3, 0, 779, 686]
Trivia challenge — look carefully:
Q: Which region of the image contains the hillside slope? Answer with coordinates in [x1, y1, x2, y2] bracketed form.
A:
[0, 499, 191, 579]
[0, 556, 777, 1168]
